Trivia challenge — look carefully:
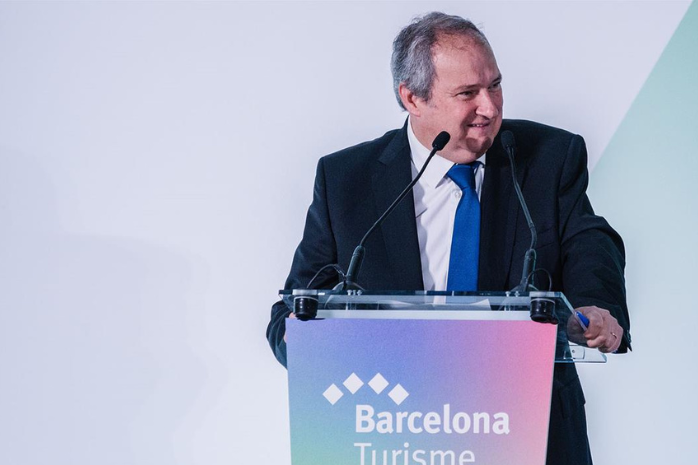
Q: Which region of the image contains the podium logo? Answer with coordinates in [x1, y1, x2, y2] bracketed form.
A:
[323, 372, 409, 406]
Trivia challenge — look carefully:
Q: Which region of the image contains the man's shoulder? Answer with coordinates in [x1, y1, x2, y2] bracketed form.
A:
[502, 119, 578, 141]
[321, 126, 407, 168]
[501, 119, 584, 161]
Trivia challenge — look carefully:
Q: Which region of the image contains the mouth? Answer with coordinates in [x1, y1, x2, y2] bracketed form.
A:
[467, 122, 490, 128]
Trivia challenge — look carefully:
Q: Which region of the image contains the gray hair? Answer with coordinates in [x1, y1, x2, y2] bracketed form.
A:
[391, 12, 491, 110]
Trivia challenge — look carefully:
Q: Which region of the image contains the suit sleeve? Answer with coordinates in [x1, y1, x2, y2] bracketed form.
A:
[266, 157, 339, 367]
[558, 135, 631, 352]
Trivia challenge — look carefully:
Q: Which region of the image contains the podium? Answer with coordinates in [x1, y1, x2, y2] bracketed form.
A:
[282, 290, 603, 465]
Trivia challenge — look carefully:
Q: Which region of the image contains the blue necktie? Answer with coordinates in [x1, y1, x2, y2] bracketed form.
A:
[446, 163, 480, 291]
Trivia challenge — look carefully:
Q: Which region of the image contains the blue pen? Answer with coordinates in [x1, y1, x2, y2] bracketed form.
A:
[575, 311, 589, 331]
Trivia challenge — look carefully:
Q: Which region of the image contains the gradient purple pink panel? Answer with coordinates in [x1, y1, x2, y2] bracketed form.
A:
[287, 318, 557, 465]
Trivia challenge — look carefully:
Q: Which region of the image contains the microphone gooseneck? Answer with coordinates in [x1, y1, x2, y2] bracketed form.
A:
[336, 131, 451, 290]
[501, 130, 539, 293]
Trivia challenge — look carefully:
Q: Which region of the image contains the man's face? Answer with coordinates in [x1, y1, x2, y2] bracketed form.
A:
[407, 35, 503, 164]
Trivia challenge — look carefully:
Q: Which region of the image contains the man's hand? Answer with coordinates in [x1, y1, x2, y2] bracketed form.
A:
[576, 305, 623, 353]
[283, 312, 297, 343]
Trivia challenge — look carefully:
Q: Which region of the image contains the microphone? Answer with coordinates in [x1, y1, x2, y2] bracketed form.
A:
[501, 130, 538, 293]
[335, 131, 451, 290]
[431, 131, 452, 151]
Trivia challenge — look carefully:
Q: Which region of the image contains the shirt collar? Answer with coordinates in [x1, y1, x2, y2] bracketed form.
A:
[407, 117, 486, 189]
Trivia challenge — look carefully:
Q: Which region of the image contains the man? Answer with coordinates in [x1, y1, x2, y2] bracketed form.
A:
[267, 12, 630, 465]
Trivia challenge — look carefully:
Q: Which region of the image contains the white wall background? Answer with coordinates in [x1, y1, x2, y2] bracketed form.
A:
[0, 1, 693, 464]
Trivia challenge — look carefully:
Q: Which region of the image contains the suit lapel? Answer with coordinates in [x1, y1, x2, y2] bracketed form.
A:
[479, 130, 527, 290]
[371, 126, 424, 290]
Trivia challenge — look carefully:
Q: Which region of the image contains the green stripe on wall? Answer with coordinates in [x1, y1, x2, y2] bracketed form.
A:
[590, 0, 698, 288]
[585, 4, 698, 461]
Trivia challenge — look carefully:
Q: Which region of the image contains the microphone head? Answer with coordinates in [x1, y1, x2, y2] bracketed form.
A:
[501, 130, 516, 150]
[431, 131, 451, 151]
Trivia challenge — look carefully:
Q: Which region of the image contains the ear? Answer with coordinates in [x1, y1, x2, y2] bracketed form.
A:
[398, 83, 424, 116]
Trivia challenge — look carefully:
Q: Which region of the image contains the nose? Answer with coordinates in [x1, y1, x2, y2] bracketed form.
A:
[475, 90, 500, 119]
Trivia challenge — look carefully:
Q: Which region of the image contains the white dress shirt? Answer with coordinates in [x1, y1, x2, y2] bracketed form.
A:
[407, 120, 486, 291]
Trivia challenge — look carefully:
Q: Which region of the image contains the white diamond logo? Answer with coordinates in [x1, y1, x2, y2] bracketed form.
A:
[368, 373, 389, 394]
[323, 384, 344, 405]
[388, 384, 409, 405]
[343, 373, 364, 394]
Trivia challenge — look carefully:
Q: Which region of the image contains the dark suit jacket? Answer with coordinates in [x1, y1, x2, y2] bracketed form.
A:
[267, 119, 630, 465]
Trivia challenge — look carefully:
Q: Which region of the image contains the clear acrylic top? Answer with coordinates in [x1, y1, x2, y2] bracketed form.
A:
[279, 290, 607, 363]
